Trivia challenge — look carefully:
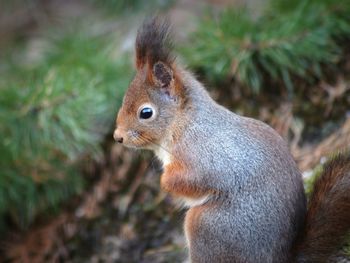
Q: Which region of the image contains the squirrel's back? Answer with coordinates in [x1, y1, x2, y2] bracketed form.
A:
[173, 73, 306, 262]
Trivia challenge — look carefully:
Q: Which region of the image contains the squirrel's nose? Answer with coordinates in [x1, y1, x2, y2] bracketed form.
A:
[113, 129, 124, 144]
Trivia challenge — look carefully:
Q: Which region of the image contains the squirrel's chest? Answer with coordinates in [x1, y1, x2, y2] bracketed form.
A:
[154, 147, 171, 166]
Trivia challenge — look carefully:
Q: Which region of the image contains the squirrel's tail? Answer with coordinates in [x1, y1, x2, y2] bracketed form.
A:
[294, 152, 350, 262]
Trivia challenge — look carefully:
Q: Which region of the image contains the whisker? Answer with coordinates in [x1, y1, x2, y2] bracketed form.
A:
[115, 124, 189, 164]
[138, 133, 176, 158]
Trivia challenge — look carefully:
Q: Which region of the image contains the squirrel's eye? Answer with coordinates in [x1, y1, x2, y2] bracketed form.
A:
[139, 107, 153, 119]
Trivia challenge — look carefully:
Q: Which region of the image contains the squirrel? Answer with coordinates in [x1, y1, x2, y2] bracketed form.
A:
[113, 17, 350, 263]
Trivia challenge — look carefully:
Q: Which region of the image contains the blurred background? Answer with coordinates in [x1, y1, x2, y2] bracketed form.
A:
[0, 0, 349, 262]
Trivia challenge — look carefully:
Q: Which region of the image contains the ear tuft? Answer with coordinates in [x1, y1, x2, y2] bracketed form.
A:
[135, 17, 174, 70]
[153, 62, 173, 88]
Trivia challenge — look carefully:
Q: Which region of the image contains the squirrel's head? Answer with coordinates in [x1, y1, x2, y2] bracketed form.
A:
[114, 18, 185, 149]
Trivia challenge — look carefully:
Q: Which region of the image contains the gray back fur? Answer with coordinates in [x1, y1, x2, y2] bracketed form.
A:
[167, 70, 306, 263]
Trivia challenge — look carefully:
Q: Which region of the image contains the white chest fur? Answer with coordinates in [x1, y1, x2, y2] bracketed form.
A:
[154, 146, 171, 166]
[179, 195, 210, 208]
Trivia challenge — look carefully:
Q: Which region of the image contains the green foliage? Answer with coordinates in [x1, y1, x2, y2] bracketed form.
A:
[303, 165, 323, 197]
[183, 0, 350, 94]
[90, 0, 174, 14]
[0, 31, 132, 231]
[344, 239, 350, 258]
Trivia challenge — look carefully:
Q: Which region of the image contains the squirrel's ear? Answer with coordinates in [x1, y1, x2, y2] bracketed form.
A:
[135, 17, 184, 99]
[153, 62, 173, 89]
[150, 61, 184, 99]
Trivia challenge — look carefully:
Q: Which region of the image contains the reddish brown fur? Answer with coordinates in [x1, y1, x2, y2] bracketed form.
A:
[122, 71, 150, 112]
[161, 161, 211, 199]
[115, 18, 186, 151]
[294, 152, 350, 262]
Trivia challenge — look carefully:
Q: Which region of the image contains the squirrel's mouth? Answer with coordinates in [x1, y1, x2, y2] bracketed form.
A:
[122, 140, 151, 150]
[114, 128, 155, 150]
[121, 132, 151, 149]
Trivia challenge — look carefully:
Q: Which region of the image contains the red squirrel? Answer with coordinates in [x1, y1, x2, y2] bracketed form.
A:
[113, 18, 350, 263]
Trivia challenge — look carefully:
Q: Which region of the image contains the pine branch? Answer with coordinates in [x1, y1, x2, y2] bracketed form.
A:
[182, 0, 350, 94]
[0, 29, 132, 231]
